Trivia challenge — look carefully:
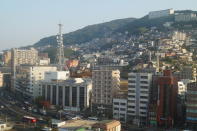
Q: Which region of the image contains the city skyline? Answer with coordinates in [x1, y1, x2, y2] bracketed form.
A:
[0, 0, 197, 51]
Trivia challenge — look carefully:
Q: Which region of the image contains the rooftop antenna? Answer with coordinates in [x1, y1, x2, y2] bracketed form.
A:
[56, 23, 65, 71]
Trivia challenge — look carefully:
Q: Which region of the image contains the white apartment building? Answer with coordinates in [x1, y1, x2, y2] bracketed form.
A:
[127, 72, 152, 125]
[113, 98, 127, 123]
[41, 78, 92, 111]
[149, 9, 174, 19]
[15, 66, 57, 98]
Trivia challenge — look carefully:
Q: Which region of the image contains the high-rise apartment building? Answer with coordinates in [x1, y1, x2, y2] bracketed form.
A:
[11, 48, 38, 66]
[92, 68, 120, 117]
[127, 72, 152, 125]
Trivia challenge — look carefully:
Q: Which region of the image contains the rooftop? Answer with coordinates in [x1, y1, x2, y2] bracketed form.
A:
[60, 120, 97, 130]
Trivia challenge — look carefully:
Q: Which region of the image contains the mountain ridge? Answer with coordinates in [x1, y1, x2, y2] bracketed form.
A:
[34, 10, 197, 48]
[34, 17, 136, 47]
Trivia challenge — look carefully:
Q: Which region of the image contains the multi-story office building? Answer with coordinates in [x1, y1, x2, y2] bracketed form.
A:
[92, 69, 120, 117]
[186, 82, 197, 125]
[127, 72, 152, 125]
[156, 70, 178, 127]
[41, 78, 92, 111]
[15, 66, 57, 98]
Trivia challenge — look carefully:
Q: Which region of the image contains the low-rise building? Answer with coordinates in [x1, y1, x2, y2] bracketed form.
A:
[92, 120, 121, 131]
[59, 119, 97, 131]
[41, 78, 92, 111]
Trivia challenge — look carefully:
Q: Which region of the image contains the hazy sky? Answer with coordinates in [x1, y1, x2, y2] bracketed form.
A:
[0, 0, 197, 51]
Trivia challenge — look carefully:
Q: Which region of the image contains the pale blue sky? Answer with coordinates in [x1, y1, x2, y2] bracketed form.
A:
[0, 0, 197, 51]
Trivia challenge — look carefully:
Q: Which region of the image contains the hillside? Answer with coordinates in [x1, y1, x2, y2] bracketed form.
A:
[34, 18, 136, 47]
[118, 15, 174, 34]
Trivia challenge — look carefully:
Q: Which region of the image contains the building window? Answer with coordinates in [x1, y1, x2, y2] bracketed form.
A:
[128, 106, 135, 108]
[120, 103, 126, 106]
[140, 101, 147, 104]
[114, 102, 119, 105]
[141, 76, 148, 79]
[141, 86, 148, 89]
[141, 91, 148, 94]
[128, 111, 135, 113]
[120, 108, 126, 111]
[128, 95, 135, 98]
[141, 81, 148, 84]
[130, 75, 136, 78]
[128, 90, 135, 93]
[58, 86, 63, 106]
[128, 100, 135, 103]
[140, 107, 147, 109]
[140, 96, 148, 99]
[114, 107, 119, 110]
[65, 86, 70, 106]
[129, 80, 136, 83]
[72, 87, 77, 107]
[129, 85, 135, 88]
[52, 85, 56, 105]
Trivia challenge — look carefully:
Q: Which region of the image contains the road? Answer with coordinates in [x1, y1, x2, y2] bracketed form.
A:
[0, 88, 51, 130]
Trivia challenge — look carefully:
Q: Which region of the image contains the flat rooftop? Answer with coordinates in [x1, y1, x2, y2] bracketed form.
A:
[60, 120, 98, 130]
